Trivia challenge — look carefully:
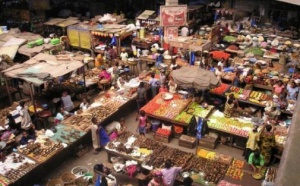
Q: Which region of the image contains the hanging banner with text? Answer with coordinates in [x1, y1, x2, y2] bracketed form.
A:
[160, 5, 187, 27]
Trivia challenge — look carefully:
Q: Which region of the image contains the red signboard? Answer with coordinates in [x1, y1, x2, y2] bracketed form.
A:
[160, 5, 187, 27]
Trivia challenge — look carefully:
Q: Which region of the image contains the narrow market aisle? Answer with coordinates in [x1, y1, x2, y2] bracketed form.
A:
[41, 111, 258, 186]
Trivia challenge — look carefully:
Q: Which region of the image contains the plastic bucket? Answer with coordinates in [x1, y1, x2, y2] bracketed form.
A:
[174, 125, 183, 134]
[151, 120, 160, 131]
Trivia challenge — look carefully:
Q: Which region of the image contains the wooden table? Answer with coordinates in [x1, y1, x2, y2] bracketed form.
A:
[253, 84, 273, 91]
[222, 72, 236, 84]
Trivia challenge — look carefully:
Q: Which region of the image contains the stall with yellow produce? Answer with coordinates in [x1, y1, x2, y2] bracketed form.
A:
[207, 110, 287, 149]
[175, 102, 215, 124]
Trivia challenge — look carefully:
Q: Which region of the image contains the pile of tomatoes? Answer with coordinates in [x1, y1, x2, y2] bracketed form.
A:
[156, 128, 171, 136]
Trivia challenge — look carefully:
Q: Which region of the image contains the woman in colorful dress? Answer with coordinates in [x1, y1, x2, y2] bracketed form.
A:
[259, 124, 276, 165]
[224, 98, 235, 117]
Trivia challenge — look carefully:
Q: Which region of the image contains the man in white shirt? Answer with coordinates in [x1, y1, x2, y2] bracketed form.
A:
[120, 49, 128, 61]
[181, 26, 189, 37]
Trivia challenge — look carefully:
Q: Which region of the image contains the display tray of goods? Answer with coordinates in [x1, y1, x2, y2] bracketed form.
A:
[175, 111, 193, 124]
[232, 57, 244, 65]
[196, 148, 233, 165]
[49, 124, 85, 145]
[93, 92, 127, 110]
[275, 132, 287, 146]
[132, 134, 163, 153]
[186, 102, 214, 119]
[160, 96, 191, 119]
[0, 175, 10, 186]
[183, 156, 229, 184]
[226, 159, 246, 180]
[248, 91, 272, 105]
[156, 128, 171, 136]
[244, 47, 264, 56]
[263, 167, 277, 184]
[208, 110, 253, 137]
[226, 45, 239, 51]
[18, 139, 64, 163]
[210, 51, 231, 60]
[106, 132, 153, 161]
[144, 146, 193, 169]
[263, 50, 279, 59]
[223, 36, 237, 43]
[225, 86, 251, 100]
[0, 153, 36, 182]
[62, 114, 93, 131]
[141, 93, 167, 114]
[142, 93, 191, 119]
[210, 83, 231, 95]
[86, 105, 116, 122]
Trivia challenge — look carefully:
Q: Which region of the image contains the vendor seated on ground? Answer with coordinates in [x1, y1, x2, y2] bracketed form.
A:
[55, 108, 71, 124]
[109, 118, 127, 140]
[61, 91, 74, 112]
[98, 66, 112, 90]
[20, 131, 35, 145]
[248, 149, 265, 174]
[79, 98, 89, 111]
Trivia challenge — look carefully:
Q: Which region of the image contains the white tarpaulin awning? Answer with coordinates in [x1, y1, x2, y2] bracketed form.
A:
[2, 53, 84, 86]
[276, 0, 300, 6]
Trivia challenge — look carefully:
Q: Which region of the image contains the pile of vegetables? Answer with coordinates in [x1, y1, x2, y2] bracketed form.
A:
[156, 128, 171, 136]
[244, 47, 264, 56]
[210, 51, 231, 60]
[227, 45, 239, 50]
[210, 83, 231, 95]
[223, 36, 237, 43]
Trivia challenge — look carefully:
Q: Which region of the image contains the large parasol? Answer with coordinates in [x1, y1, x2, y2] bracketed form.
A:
[171, 66, 220, 90]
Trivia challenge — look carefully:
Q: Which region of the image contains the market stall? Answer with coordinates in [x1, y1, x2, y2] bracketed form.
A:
[207, 110, 287, 149]
[91, 24, 134, 56]
[141, 92, 192, 127]
[2, 53, 85, 107]
[105, 131, 230, 185]
[169, 37, 211, 61]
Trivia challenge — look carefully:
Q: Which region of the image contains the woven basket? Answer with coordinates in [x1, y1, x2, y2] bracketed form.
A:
[74, 177, 89, 186]
[127, 61, 138, 66]
[47, 179, 64, 186]
[61, 172, 76, 184]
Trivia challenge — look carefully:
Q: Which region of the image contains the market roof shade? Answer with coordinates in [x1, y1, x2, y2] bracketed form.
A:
[171, 66, 220, 90]
[276, 0, 300, 6]
[2, 53, 84, 86]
